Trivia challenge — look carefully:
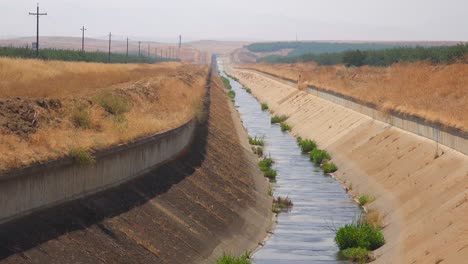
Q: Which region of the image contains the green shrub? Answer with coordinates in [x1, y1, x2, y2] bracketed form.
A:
[261, 103, 269, 111]
[71, 105, 92, 129]
[258, 157, 277, 180]
[263, 168, 277, 181]
[245, 88, 252, 94]
[297, 138, 317, 153]
[338, 247, 370, 263]
[216, 254, 251, 264]
[272, 196, 293, 213]
[248, 136, 264, 146]
[221, 76, 232, 89]
[69, 148, 96, 165]
[271, 115, 288, 124]
[310, 149, 331, 165]
[335, 223, 385, 251]
[323, 162, 338, 173]
[280, 122, 292, 132]
[95, 92, 130, 116]
[358, 195, 375, 206]
[258, 157, 274, 171]
[228, 90, 236, 100]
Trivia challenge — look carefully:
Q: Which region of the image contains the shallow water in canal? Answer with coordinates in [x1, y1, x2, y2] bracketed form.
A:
[218, 60, 361, 264]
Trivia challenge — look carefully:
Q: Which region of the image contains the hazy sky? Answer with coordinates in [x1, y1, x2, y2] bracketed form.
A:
[1, 0, 467, 42]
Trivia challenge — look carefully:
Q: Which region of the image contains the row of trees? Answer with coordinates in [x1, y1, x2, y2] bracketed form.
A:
[0, 46, 179, 64]
[258, 44, 468, 66]
[246, 42, 397, 56]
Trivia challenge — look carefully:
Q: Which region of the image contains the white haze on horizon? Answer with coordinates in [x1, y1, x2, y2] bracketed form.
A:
[1, 0, 467, 42]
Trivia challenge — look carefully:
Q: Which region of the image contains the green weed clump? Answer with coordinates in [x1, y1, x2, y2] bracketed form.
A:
[221, 76, 232, 89]
[335, 223, 385, 251]
[358, 195, 375, 206]
[248, 136, 264, 146]
[338, 247, 370, 263]
[322, 162, 338, 173]
[270, 115, 288, 124]
[272, 196, 293, 214]
[69, 148, 96, 165]
[297, 138, 317, 153]
[258, 157, 277, 181]
[261, 103, 269, 111]
[95, 92, 130, 116]
[228, 90, 236, 100]
[216, 254, 251, 264]
[71, 105, 92, 129]
[280, 122, 292, 132]
[245, 87, 252, 94]
[310, 149, 331, 165]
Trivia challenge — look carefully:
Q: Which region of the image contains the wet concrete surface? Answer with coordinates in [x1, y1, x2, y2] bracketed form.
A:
[219, 61, 361, 264]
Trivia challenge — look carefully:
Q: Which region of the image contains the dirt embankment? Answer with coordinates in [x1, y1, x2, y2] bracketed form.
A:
[239, 62, 468, 133]
[0, 58, 208, 172]
[228, 66, 468, 264]
[0, 71, 272, 263]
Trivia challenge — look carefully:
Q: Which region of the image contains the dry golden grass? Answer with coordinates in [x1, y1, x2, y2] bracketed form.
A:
[0, 58, 208, 172]
[242, 62, 468, 131]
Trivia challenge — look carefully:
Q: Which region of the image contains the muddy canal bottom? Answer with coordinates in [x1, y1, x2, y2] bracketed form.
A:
[218, 62, 360, 264]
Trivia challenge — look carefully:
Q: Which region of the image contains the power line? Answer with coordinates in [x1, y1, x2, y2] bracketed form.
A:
[28, 3, 47, 57]
[80, 26, 87, 52]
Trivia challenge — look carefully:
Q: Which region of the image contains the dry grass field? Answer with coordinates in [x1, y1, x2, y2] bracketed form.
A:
[241, 62, 468, 132]
[0, 58, 208, 172]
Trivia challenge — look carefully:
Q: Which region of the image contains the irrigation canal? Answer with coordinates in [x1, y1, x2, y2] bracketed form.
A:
[218, 60, 361, 263]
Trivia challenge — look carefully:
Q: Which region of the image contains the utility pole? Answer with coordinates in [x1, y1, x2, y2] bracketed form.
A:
[160, 49, 163, 60]
[29, 3, 47, 57]
[138, 41, 142, 56]
[155, 48, 158, 60]
[179, 35, 182, 49]
[147, 44, 150, 57]
[126, 37, 129, 63]
[80, 26, 87, 52]
[108, 32, 112, 63]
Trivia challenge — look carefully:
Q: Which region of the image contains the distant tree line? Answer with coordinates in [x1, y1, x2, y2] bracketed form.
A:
[258, 44, 468, 66]
[0, 46, 179, 64]
[246, 42, 398, 56]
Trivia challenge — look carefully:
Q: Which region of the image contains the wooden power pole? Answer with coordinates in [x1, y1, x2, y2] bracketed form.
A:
[108, 32, 112, 63]
[80, 26, 87, 52]
[29, 3, 47, 57]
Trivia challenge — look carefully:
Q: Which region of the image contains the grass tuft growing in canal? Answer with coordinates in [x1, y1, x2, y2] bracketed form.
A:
[228, 90, 236, 101]
[280, 122, 292, 132]
[270, 115, 288, 124]
[358, 195, 376, 206]
[216, 254, 251, 264]
[248, 135, 265, 146]
[251, 146, 264, 157]
[220, 76, 232, 90]
[334, 215, 385, 263]
[261, 103, 269, 111]
[338, 247, 371, 264]
[258, 157, 277, 181]
[323, 162, 338, 173]
[310, 149, 331, 165]
[297, 137, 317, 153]
[272, 196, 293, 214]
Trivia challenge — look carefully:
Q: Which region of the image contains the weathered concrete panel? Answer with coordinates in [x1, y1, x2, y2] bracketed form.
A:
[0, 120, 196, 224]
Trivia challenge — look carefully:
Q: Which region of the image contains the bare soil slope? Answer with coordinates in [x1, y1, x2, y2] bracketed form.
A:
[0, 72, 272, 263]
[229, 66, 468, 264]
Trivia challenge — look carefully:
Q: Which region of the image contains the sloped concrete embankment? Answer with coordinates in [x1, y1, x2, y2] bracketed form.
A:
[228, 67, 468, 264]
[0, 71, 272, 263]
